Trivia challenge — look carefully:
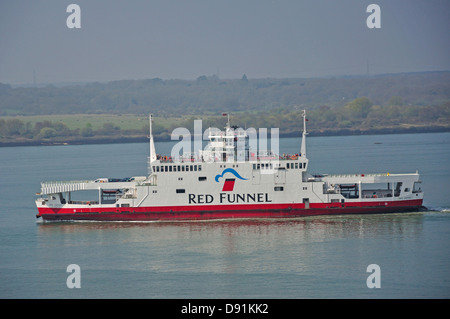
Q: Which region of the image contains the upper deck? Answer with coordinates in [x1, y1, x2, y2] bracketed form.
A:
[150, 112, 306, 168]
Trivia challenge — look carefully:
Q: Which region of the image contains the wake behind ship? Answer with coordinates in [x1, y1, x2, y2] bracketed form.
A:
[35, 112, 424, 221]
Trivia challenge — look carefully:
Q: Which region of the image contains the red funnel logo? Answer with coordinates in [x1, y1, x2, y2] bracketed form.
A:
[222, 178, 236, 192]
[215, 168, 247, 192]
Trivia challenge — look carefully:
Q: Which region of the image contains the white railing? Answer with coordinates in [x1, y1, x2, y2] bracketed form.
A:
[40, 180, 91, 195]
[323, 173, 389, 178]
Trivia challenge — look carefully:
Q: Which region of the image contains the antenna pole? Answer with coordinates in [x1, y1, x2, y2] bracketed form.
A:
[301, 110, 307, 157]
[148, 114, 157, 174]
[149, 113, 152, 157]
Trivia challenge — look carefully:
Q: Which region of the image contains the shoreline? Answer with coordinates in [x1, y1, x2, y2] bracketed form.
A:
[1, 125, 449, 147]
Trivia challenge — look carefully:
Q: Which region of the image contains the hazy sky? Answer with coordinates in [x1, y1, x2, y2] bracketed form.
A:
[0, 0, 449, 84]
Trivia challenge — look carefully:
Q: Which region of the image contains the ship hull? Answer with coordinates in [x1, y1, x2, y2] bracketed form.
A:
[37, 199, 424, 222]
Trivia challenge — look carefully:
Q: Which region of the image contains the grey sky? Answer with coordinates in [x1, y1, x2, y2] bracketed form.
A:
[0, 0, 449, 84]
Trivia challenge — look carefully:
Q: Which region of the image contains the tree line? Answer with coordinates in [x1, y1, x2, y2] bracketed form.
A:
[1, 98, 449, 145]
[0, 118, 139, 141]
[0, 71, 449, 117]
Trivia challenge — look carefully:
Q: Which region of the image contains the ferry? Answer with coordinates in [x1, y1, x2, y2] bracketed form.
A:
[35, 111, 424, 221]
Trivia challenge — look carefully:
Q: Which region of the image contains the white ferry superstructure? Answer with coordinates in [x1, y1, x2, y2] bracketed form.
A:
[35, 112, 424, 221]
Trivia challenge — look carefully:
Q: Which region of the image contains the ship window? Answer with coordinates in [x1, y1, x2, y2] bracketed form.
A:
[295, 163, 298, 169]
[274, 186, 284, 191]
[176, 189, 185, 193]
[194, 165, 197, 171]
[164, 166, 168, 172]
[394, 182, 403, 197]
[413, 182, 422, 193]
[199, 176, 207, 181]
[156, 166, 159, 172]
[287, 163, 290, 169]
[121, 204, 130, 207]
[253, 164, 256, 170]
[198, 165, 202, 171]
[339, 184, 359, 199]
[177, 165, 181, 171]
[169, 166, 173, 172]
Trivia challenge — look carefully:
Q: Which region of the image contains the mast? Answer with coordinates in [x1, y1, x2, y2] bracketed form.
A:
[149, 114, 156, 172]
[301, 110, 307, 157]
[222, 112, 230, 129]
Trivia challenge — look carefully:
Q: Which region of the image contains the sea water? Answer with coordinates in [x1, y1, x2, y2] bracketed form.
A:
[0, 133, 449, 299]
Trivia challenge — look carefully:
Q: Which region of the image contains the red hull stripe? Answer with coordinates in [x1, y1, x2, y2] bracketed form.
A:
[37, 199, 423, 221]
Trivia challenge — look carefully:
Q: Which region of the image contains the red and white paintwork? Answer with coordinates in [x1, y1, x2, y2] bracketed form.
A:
[35, 112, 424, 221]
[37, 200, 424, 221]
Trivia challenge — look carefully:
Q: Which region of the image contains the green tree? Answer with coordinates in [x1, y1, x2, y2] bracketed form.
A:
[40, 127, 57, 138]
[5, 119, 24, 136]
[81, 123, 94, 137]
[345, 97, 373, 119]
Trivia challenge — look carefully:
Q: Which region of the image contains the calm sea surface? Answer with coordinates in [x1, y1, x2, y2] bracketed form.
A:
[0, 133, 449, 299]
